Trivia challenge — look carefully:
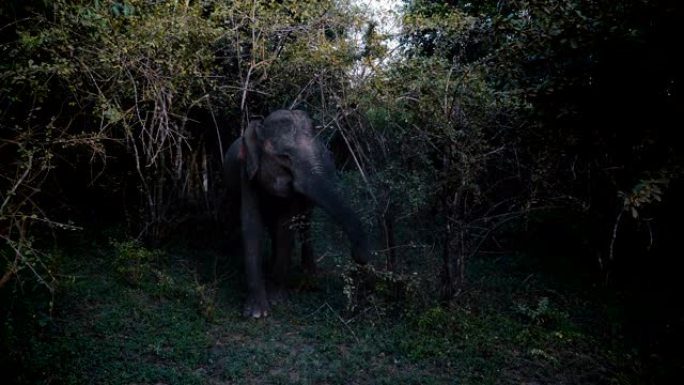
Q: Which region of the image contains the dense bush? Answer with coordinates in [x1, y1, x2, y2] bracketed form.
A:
[1, 0, 682, 381]
[1, 0, 366, 284]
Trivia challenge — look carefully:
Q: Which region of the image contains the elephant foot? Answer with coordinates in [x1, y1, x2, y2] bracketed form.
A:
[243, 293, 270, 318]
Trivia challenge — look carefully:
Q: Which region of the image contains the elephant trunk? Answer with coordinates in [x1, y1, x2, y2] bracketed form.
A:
[294, 173, 369, 265]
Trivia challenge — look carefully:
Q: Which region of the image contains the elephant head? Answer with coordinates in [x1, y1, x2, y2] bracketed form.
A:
[239, 110, 369, 265]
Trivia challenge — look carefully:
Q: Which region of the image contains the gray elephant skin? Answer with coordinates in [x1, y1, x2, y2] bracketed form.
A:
[224, 109, 369, 318]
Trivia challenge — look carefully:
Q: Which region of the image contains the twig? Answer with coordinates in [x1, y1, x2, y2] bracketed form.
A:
[332, 116, 375, 203]
[1, 153, 33, 214]
[607, 210, 624, 265]
[325, 302, 359, 343]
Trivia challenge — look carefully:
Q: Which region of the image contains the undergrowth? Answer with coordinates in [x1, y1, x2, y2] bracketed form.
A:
[2, 238, 651, 384]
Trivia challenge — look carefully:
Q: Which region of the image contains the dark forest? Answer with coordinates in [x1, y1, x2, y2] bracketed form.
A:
[1, 1, 682, 383]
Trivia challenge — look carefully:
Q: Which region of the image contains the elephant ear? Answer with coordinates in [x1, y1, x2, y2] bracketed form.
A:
[242, 119, 262, 180]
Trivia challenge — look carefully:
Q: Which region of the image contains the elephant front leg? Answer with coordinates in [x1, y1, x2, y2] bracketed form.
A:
[241, 181, 270, 318]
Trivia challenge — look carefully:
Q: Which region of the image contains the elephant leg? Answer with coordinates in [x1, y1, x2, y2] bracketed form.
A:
[241, 179, 269, 318]
[269, 211, 294, 304]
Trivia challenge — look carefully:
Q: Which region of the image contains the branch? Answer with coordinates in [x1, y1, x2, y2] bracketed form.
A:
[1, 153, 33, 214]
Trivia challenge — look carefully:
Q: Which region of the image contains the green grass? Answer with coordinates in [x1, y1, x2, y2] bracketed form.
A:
[4, 240, 647, 384]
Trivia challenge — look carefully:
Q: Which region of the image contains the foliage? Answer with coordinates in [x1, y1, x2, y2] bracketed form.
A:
[1, 0, 367, 285]
[619, 177, 671, 220]
[342, 263, 422, 316]
[4, 243, 649, 384]
[112, 238, 162, 285]
[1, 0, 682, 382]
[390, 0, 682, 291]
[514, 296, 570, 327]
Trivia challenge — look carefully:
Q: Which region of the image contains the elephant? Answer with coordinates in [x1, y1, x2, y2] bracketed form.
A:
[224, 109, 370, 318]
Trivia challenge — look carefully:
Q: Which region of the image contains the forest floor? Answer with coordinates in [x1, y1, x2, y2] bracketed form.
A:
[7, 237, 656, 385]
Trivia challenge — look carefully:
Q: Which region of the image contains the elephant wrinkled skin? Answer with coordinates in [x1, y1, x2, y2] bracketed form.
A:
[224, 109, 369, 318]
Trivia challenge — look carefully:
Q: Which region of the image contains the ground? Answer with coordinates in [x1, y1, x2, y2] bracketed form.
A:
[4, 237, 655, 385]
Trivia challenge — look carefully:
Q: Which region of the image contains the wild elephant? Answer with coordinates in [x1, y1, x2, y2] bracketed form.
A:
[224, 109, 369, 318]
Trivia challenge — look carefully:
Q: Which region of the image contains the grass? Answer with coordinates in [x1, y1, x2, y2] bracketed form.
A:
[3, 237, 651, 384]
